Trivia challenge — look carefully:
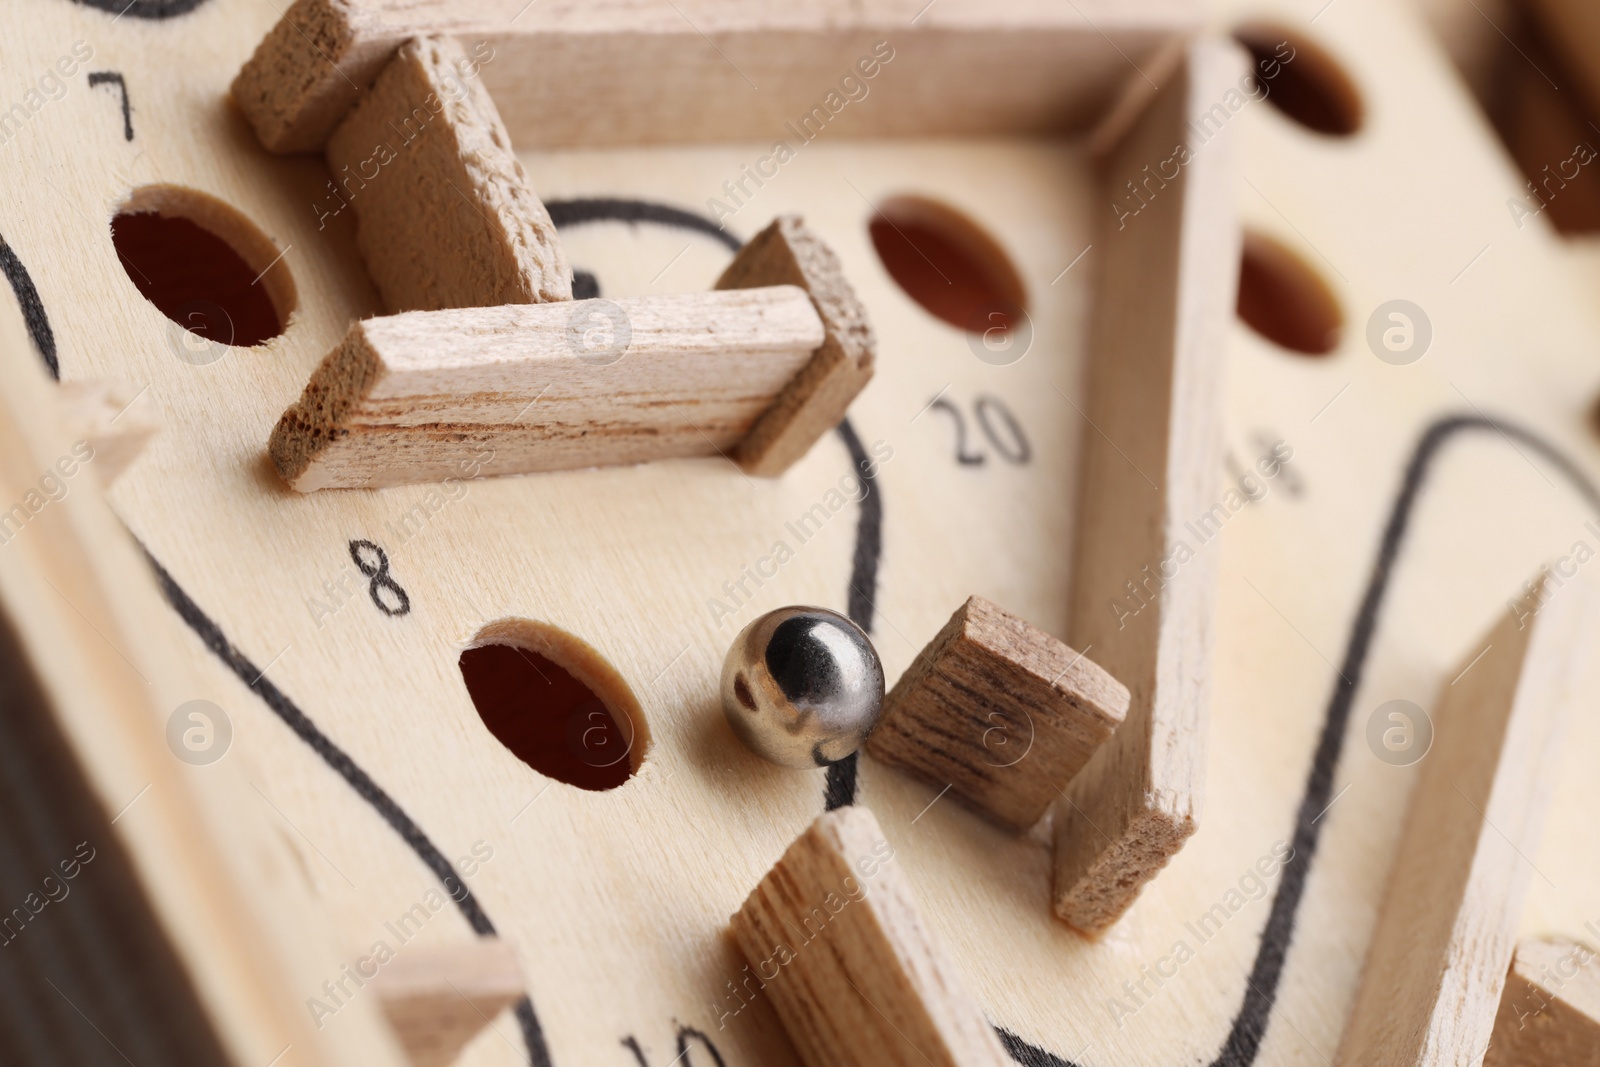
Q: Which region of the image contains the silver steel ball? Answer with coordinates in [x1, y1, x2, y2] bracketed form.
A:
[721, 606, 885, 769]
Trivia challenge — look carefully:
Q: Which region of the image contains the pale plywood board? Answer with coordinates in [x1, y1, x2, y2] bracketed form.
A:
[2, 0, 1600, 1065]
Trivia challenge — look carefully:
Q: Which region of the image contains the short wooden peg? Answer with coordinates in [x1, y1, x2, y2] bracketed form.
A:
[730, 806, 1009, 1067]
[372, 939, 525, 1067]
[324, 35, 570, 312]
[57, 380, 157, 484]
[715, 215, 875, 477]
[865, 596, 1129, 831]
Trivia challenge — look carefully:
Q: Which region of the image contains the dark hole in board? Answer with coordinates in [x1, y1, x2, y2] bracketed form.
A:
[459, 643, 636, 791]
[1235, 25, 1364, 137]
[867, 195, 1027, 336]
[1236, 231, 1343, 357]
[111, 212, 282, 346]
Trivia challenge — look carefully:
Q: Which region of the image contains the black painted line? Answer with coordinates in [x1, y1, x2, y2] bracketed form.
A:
[999, 1029, 1082, 1067]
[0, 234, 58, 379]
[827, 418, 883, 810]
[143, 550, 554, 1067]
[1208, 414, 1600, 1066]
[67, 0, 210, 19]
[544, 199, 742, 252]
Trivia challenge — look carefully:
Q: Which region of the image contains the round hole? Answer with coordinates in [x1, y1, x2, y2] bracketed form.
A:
[111, 185, 294, 348]
[459, 620, 647, 791]
[1234, 24, 1363, 137]
[1236, 230, 1343, 356]
[867, 195, 1027, 336]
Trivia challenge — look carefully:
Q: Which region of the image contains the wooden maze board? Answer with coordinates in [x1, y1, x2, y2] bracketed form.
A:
[3, 0, 1600, 1065]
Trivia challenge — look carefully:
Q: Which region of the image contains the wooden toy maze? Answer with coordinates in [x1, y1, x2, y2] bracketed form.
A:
[2, 0, 1600, 1065]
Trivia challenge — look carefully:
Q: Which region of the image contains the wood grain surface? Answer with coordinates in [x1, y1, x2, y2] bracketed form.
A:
[1, 0, 1599, 1065]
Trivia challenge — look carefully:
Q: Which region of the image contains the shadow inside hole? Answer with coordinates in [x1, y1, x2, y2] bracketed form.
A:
[459, 630, 645, 791]
[111, 185, 292, 347]
[1236, 230, 1344, 356]
[1235, 23, 1364, 137]
[867, 195, 1027, 336]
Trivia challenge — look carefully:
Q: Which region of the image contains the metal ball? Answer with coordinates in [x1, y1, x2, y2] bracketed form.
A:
[721, 606, 885, 769]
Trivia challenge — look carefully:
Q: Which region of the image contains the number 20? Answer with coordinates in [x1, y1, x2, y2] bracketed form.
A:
[930, 395, 1031, 466]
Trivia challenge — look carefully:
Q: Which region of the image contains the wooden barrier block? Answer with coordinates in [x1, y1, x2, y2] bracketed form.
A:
[730, 806, 1009, 1067]
[865, 596, 1128, 831]
[1334, 577, 1598, 1067]
[715, 215, 875, 476]
[373, 939, 524, 1067]
[57, 380, 157, 484]
[1050, 40, 1240, 933]
[1486, 938, 1600, 1067]
[324, 36, 570, 312]
[268, 288, 826, 491]
[230, 0, 1197, 154]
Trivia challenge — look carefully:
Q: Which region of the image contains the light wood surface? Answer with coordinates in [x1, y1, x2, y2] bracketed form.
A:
[729, 805, 1010, 1067]
[867, 595, 1129, 832]
[374, 940, 525, 1067]
[268, 287, 825, 490]
[1051, 38, 1242, 933]
[1486, 937, 1600, 1067]
[325, 35, 570, 312]
[1334, 577, 1598, 1067]
[232, 0, 1201, 153]
[3, 0, 1600, 1064]
[716, 215, 876, 476]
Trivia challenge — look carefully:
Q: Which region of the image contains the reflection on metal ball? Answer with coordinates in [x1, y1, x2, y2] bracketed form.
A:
[720, 606, 885, 769]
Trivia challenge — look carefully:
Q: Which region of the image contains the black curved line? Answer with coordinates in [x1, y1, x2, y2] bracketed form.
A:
[67, 0, 210, 19]
[999, 1029, 1082, 1066]
[544, 198, 742, 252]
[825, 418, 884, 809]
[143, 551, 554, 1067]
[1208, 414, 1600, 1066]
[993, 414, 1600, 1067]
[0, 234, 59, 379]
